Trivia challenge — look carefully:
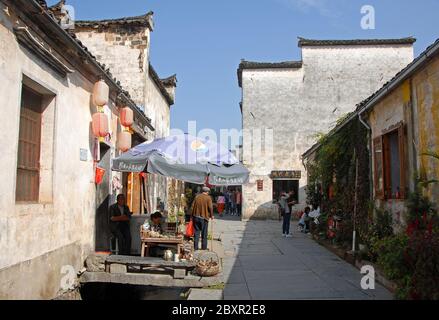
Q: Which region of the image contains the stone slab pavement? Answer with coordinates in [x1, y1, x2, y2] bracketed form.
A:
[212, 216, 393, 300]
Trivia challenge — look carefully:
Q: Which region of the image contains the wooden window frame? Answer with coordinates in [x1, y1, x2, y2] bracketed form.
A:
[373, 136, 385, 200]
[16, 86, 43, 203]
[374, 122, 407, 201]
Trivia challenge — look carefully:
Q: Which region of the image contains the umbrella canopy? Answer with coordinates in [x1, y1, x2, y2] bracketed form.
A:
[112, 134, 249, 186]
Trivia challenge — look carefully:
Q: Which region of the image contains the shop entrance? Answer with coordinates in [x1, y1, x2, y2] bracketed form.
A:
[272, 179, 299, 202]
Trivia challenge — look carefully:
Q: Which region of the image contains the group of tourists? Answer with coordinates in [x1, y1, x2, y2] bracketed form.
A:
[216, 189, 242, 217]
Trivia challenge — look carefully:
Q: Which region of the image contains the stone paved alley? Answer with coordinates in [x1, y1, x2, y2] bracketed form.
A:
[213, 216, 393, 300]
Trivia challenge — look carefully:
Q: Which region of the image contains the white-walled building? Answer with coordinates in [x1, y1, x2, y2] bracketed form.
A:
[238, 37, 415, 220]
[74, 14, 177, 215]
[0, 0, 174, 299]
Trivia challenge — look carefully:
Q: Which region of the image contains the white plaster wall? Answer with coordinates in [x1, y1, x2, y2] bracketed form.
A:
[241, 44, 414, 219]
[145, 75, 171, 139]
[0, 7, 98, 271]
[144, 75, 172, 210]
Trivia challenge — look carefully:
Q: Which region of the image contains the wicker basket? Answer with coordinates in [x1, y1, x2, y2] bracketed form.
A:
[195, 263, 220, 277]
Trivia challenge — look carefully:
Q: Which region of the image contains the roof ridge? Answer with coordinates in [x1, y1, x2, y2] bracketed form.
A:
[239, 60, 303, 69]
[149, 64, 175, 105]
[75, 11, 154, 30]
[298, 36, 416, 47]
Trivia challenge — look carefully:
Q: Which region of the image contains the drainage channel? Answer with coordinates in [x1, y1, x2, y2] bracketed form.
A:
[79, 283, 189, 300]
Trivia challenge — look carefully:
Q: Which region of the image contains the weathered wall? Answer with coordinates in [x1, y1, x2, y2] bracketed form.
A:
[145, 74, 171, 138]
[412, 54, 439, 202]
[367, 54, 439, 223]
[242, 68, 304, 219]
[241, 44, 414, 220]
[75, 26, 150, 108]
[368, 86, 409, 226]
[0, 5, 120, 299]
[144, 75, 171, 208]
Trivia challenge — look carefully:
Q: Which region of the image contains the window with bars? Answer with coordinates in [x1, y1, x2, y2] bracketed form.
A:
[16, 86, 43, 202]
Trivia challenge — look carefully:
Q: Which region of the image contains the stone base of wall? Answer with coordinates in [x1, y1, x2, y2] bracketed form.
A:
[0, 242, 83, 300]
[243, 203, 280, 221]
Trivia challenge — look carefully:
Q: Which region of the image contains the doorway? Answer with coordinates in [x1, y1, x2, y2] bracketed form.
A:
[272, 180, 299, 202]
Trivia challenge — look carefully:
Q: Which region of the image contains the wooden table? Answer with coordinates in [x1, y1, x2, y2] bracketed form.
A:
[141, 237, 184, 258]
[105, 255, 196, 279]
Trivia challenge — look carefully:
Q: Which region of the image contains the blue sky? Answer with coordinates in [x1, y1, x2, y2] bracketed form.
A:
[49, 0, 439, 136]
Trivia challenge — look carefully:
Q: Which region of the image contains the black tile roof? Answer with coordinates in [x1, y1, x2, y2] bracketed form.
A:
[298, 37, 416, 47]
[161, 74, 178, 87]
[75, 12, 154, 30]
[149, 64, 176, 106]
[237, 60, 302, 87]
[239, 60, 303, 70]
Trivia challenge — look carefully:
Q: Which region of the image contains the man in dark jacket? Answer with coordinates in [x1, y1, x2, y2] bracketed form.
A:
[109, 194, 132, 255]
[191, 187, 214, 251]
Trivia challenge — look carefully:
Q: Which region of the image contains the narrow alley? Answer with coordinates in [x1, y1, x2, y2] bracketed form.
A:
[216, 217, 392, 300]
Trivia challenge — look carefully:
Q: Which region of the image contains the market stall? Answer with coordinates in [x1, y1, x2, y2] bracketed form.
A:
[111, 134, 249, 271]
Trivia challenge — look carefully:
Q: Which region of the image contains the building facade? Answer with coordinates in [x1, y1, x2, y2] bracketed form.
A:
[0, 0, 172, 299]
[238, 37, 415, 220]
[362, 39, 439, 225]
[301, 38, 439, 230]
[74, 13, 177, 215]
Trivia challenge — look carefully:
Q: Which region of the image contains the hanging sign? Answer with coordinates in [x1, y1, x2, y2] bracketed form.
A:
[270, 170, 302, 180]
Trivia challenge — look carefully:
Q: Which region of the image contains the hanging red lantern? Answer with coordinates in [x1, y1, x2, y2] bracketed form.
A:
[92, 112, 109, 138]
[93, 80, 109, 107]
[95, 167, 106, 185]
[118, 131, 132, 152]
[120, 107, 134, 127]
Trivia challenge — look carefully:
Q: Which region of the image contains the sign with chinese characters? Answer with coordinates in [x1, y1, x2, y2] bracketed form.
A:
[257, 180, 264, 192]
[270, 170, 302, 180]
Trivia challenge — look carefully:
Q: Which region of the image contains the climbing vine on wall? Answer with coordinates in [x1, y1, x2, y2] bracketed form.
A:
[305, 115, 371, 243]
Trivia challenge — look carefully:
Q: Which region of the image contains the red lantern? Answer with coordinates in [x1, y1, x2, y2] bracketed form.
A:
[95, 167, 106, 185]
[92, 112, 109, 138]
[118, 131, 132, 152]
[93, 80, 109, 107]
[120, 107, 134, 127]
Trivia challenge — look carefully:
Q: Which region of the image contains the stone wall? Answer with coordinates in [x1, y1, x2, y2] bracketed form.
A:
[75, 26, 150, 108]
[241, 43, 414, 220]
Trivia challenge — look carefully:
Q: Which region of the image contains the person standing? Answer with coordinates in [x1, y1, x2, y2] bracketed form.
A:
[279, 192, 292, 238]
[224, 190, 231, 215]
[230, 190, 237, 216]
[236, 189, 242, 216]
[109, 194, 133, 255]
[191, 187, 214, 251]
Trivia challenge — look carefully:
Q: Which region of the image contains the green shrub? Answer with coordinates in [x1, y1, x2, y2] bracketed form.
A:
[404, 230, 439, 300]
[373, 234, 409, 281]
